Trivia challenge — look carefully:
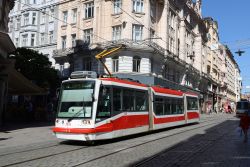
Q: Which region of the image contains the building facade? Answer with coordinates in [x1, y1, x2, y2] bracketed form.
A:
[8, 0, 241, 113]
[8, 0, 59, 67]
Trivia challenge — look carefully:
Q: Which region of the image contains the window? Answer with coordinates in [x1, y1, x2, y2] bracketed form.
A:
[16, 18, 21, 30]
[83, 57, 92, 71]
[83, 28, 93, 43]
[49, 31, 53, 43]
[41, 13, 45, 24]
[150, 29, 155, 41]
[49, 8, 54, 22]
[15, 38, 19, 47]
[113, 0, 122, 14]
[31, 34, 35, 46]
[32, 12, 36, 25]
[112, 56, 119, 72]
[40, 33, 45, 45]
[96, 86, 111, 120]
[132, 24, 143, 41]
[133, 0, 144, 13]
[164, 98, 172, 115]
[23, 13, 29, 26]
[62, 36, 66, 49]
[9, 20, 13, 32]
[135, 91, 148, 111]
[150, 0, 156, 18]
[22, 34, 28, 46]
[133, 56, 141, 72]
[113, 88, 122, 112]
[71, 34, 76, 47]
[84, 2, 94, 19]
[123, 89, 135, 111]
[72, 8, 77, 23]
[62, 11, 68, 25]
[187, 97, 198, 110]
[112, 25, 121, 41]
[155, 97, 164, 115]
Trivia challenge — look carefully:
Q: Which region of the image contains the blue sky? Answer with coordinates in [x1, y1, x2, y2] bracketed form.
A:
[202, 0, 250, 93]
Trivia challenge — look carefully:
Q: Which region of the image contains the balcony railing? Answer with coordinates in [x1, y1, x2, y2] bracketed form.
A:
[53, 47, 74, 58]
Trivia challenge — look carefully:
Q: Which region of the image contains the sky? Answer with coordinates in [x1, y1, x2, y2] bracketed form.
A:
[202, 0, 250, 94]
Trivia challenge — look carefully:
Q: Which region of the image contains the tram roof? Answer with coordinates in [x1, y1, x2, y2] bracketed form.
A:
[151, 86, 183, 96]
[100, 78, 148, 87]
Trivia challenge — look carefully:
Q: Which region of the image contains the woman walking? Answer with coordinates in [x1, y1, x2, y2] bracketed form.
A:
[239, 112, 250, 142]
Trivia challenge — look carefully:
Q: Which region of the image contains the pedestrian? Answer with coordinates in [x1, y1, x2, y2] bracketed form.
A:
[228, 105, 232, 114]
[46, 100, 54, 122]
[26, 100, 34, 122]
[239, 112, 250, 142]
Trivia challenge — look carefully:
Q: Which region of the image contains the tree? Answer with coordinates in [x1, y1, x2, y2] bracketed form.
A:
[9, 47, 60, 90]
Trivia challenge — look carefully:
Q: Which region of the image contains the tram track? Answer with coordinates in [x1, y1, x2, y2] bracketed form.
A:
[71, 116, 233, 167]
[0, 115, 234, 167]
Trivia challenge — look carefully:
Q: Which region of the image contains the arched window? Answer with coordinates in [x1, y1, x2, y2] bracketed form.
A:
[112, 56, 119, 72]
[133, 56, 141, 72]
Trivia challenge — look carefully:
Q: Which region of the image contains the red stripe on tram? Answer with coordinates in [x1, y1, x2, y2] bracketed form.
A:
[187, 112, 199, 119]
[152, 86, 183, 96]
[154, 115, 185, 124]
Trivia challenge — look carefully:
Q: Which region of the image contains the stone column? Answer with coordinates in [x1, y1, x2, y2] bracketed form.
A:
[179, 19, 186, 61]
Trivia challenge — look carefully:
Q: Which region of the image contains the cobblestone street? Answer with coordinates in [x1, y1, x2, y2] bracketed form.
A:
[0, 114, 249, 167]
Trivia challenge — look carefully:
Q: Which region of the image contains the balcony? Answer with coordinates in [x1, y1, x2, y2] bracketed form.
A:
[53, 47, 74, 58]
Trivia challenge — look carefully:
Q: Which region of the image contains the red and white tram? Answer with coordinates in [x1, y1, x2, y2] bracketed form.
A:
[53, 71, 200, 141]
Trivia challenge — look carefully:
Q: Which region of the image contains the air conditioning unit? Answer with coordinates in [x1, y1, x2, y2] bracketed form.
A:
[70, 71, 97, 79]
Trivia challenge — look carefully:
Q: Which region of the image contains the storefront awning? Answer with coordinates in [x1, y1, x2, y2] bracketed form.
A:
[0, 59, 48, 95]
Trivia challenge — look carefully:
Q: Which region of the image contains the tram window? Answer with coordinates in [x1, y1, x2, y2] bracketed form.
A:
[171, 99, 177, 114]
[176, 99, 184, 114]
[187, 97, 198, 110]
[164, 98, 171, 115]
[155, 96, 164, 115]
[123, 89, 135, 111]
[135, 91, 148, 111]
[113, 88, 122, 112]
[96, 86, 111, 118]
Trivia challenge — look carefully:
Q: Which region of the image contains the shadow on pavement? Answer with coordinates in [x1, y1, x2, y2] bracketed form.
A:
[0, 121, 54, 133]
[129, 119, 249, 167]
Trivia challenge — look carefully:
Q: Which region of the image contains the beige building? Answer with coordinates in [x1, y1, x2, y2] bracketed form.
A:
[52, 0, 241, 112]
[54, 0, 206, 85]
[204, 17, 228, 112]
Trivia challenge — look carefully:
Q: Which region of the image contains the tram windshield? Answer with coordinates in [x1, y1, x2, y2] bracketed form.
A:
[237, 101, 249, 110]
[57, 81, 95, 118]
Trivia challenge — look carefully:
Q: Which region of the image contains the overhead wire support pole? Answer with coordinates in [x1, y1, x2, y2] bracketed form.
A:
[95, 44, 126, 77]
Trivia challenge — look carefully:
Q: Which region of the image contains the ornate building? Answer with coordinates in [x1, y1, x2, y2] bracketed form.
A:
[8, 0, 59, 67]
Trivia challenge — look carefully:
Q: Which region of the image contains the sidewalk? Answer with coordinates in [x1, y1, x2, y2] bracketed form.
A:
[0, 121, 57, 149]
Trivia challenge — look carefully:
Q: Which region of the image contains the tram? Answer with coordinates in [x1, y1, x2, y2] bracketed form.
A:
[236, 100, 250, 117]
[53, 71, 200, 141]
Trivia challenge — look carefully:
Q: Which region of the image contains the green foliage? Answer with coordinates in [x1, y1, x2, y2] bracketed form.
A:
[9, 47, 60, 89]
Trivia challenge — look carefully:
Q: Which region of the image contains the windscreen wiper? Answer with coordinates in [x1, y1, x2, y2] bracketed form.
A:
[68, 108, 83, 122]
